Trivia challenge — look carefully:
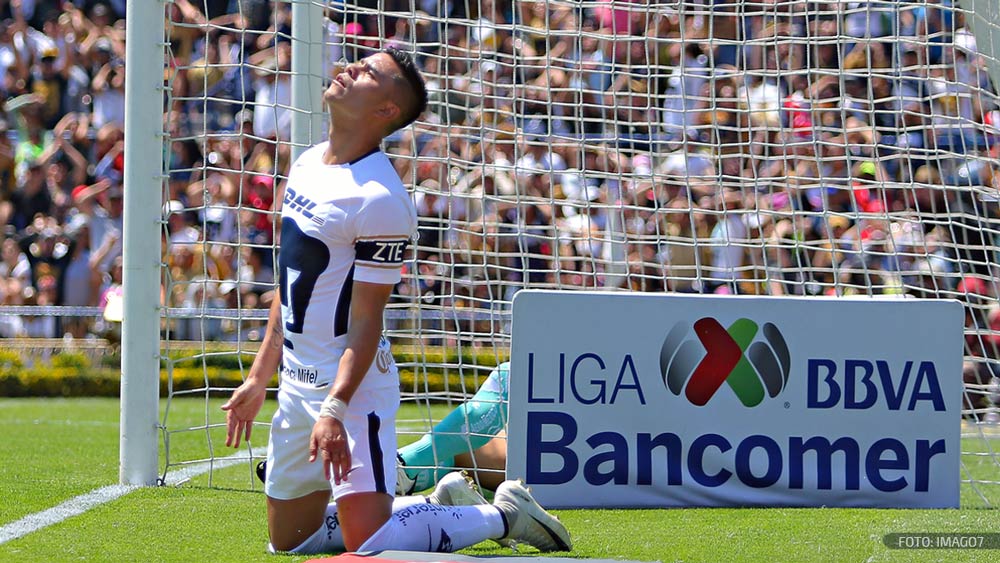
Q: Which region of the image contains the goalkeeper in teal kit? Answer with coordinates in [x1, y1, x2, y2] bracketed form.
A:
[396, 362, 510, 495]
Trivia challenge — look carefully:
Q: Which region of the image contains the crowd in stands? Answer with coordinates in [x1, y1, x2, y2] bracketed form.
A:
[0, 0, 998, 406]
[0, 0, 127, 340]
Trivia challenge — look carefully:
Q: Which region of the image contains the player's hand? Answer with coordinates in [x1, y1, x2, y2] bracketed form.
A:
[221, 379, 267, 448]
[309, 417, 351, 484]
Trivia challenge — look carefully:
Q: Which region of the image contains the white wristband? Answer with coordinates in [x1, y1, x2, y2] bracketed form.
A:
[319, 396, 348, 421]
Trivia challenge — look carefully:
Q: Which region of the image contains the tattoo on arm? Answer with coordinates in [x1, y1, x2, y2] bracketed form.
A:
[269, 323, 283, 351]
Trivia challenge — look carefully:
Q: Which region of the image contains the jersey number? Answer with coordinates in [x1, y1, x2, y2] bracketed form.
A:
[279, 219, 330, 349]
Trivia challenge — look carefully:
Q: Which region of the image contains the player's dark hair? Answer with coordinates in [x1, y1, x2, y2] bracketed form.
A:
[383, 47, 428, 131]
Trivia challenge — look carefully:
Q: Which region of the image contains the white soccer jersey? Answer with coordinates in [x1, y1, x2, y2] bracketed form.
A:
[277, 142, 416, 393]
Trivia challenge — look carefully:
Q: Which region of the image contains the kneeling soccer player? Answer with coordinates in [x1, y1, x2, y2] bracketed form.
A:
[222, 48, 569, 555]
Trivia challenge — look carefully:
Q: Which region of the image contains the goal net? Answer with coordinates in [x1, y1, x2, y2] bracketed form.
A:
[148, 0, 999, 504]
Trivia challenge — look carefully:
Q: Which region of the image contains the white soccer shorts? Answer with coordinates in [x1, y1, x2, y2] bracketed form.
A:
[264, 385, 399, 501]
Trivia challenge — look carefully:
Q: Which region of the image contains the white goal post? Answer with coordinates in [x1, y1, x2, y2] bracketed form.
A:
[121, 1, 999, 506]
[120, 0, 165, 486]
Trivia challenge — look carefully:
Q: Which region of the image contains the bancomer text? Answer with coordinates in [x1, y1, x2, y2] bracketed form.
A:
[527, 412, 946, 492]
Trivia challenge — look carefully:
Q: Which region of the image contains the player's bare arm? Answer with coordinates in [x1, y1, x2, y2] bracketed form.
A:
[222, 294, 283, 447]
[309, 280, 395, 483]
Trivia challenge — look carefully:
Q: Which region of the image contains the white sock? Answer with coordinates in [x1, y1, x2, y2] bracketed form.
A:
[358, 504, 505, 552]
[279, 495, 434, 554]
[276, 519, 337, 555]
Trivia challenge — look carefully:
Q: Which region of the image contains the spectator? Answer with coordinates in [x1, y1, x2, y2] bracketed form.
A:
[165, 200, 200, 247]
[8, 159, 49, 230]
[89, 57, 124, 129]
[60, 216, 94, 337]
[81, 182, 123, 276]
[250, 43, 291, 142]
[706, 190, 748, 293]
[185, 29, 242, 130]
[0, 233, 30, 288]
[661, 43, 710, 143]
[176, 276, 225, 341]
[29, 45, 71, 130]
[659, 197, 712, 293]
[21, 272, 56, 337]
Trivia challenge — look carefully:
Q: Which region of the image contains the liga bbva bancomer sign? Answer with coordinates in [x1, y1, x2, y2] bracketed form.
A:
[506, 291, 963, 508]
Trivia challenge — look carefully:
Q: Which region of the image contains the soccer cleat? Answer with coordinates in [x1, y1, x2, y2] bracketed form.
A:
[395, 454, 416, 496]
[427, 470, 488, 506]
[256, 460, 266, 484]
[493, 480, 572, 552]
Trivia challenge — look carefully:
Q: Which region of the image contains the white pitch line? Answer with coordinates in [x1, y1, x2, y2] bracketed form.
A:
[0, 485, 137, 544]
[0, 450, 257, 545]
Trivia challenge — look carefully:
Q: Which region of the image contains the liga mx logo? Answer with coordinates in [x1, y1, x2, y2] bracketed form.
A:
[660, 318, 791, 407]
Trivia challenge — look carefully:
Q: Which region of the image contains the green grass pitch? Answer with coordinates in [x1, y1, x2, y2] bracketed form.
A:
[0, 397, 997, 562]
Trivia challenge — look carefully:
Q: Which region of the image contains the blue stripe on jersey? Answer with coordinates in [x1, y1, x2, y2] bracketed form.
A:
[354, 239, 410, 266]
[333, 264, 354, 337]
[279, 218, 332, 350]
[367, 411, 387, 494]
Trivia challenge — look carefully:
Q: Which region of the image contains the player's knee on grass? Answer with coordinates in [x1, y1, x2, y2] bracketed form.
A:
[335, 492, 394, 552]
[266, 491, 331, 552]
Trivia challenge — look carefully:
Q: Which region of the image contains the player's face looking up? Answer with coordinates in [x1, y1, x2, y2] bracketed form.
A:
[325, 53, 402, 133]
